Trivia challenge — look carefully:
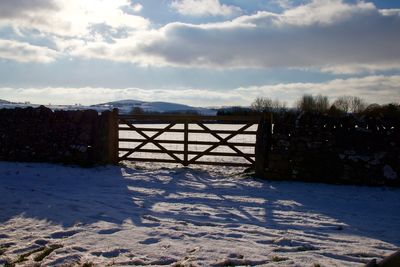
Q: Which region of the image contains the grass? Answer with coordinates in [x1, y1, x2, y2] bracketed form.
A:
[270, 255, 289, 262]
[0, 243, 13, 256]
[33, 244, 63, 262]
[14, 246, 46, 264]
[3, 244, 63, 266]
[4, 260, 15, 267]
[0, 248, 7, 255]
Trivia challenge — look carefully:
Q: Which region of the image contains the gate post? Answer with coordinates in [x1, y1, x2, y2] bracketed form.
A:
[255, 112, 272, 178]
[104, 108, 119, 164]
[183, 120, 189, 166]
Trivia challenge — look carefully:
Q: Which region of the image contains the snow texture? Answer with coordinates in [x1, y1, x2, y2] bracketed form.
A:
[0, 161, 399, 266]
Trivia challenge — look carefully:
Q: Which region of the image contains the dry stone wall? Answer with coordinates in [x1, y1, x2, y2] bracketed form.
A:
[266, 112, 400, 186]
[0, 106, 117, 165]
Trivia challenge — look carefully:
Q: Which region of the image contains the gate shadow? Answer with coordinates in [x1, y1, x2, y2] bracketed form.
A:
[0, 162, 399, 247]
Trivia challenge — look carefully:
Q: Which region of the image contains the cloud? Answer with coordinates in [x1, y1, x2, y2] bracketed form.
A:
[0, 39, 58, 63]
[0, 0, 58, 18]
[1, 75, 399, 106]
[132, 3, 143, 13]
[0, 0, 150, 37]
[277, 0, 376, 26]
[170, 0, 241, 17]
[1, 0, 400, 74]
[67, 0, 400, 73]
[234, 75, 400, 106]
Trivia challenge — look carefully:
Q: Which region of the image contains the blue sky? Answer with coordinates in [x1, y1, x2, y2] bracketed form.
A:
[0, 0, 399, 106]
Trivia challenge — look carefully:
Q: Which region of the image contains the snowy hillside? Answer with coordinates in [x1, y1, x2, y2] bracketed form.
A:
[0, 99, 217, 115]
[91, 99, 217, 115]
[0, 161, 399, 266]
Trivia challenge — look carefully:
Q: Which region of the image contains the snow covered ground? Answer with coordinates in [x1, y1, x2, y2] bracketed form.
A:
[0, 161, 399, 266]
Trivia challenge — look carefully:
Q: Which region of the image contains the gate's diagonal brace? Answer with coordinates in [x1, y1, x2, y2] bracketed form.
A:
[119, 118, 173, 159]
[197, 123, 255, 164]
[188, 123, 254, 164]
[119, 119, 182, 163]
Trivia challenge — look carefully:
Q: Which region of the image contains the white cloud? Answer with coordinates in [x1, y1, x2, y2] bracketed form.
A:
[0, 0, 150, 37]
[0, 39, 58, 63]
[0, 0, 58, 18]
[0, 0, 399, 74]
[171, 0, 241, 17]
[279, 0, 375, 26]
[64, 0, 400, 73]
[132, 3, 143, 13]
[1, 75, 399, 106]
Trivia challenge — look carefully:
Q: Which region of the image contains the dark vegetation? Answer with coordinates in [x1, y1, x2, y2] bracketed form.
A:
[216, 106, 257, 116]
[251, 94, 399, 118]
[130, 106, 200, 115]
[214, 94, 399, 118]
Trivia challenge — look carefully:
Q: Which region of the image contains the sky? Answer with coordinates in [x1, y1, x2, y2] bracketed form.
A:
[0, 0, 399, 107]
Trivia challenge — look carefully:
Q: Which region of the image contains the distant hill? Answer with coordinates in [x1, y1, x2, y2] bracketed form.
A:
[0, 99, 11, 104]
[91, 99, 217, 115]
[0, 98, 218, 115]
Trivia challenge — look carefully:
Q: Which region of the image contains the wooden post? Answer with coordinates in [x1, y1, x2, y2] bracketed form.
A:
[106, 108, 119, 164]
[255, 112, 272, 178]
[183, 120, 189, 166]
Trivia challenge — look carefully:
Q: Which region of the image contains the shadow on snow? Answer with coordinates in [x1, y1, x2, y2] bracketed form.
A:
[0, 162, 399, 247]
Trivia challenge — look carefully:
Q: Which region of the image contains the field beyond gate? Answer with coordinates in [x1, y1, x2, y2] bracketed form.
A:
[118, 114, 264, 167]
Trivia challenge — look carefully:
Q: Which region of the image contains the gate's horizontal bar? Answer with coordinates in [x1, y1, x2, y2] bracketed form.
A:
[193, 161, 253, 167]
[119, 114, 261, 122]
[120, 157, 253, 167]
[118, 127, 257, 135]
[120, 158, 179, 164]
[119, 148, 255, 157]
[118, 138, 255, 147]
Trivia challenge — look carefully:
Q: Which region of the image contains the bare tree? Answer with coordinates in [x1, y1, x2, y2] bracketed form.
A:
[251, 97, 270, 112]
[297, 94, 316, 112]
[332, 96, 351, 113]
[350, 97, 367, 113]
[272, 100, 287, 110]
[297, 94, 329, 113]
[251, 97, 287, 112]
[315, 95, 330, 112]
[333, 96, 367, 113]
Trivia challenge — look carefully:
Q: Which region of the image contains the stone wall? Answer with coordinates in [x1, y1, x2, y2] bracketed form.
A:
[0, 106, 118, 165]
[266, 112, 400, 186]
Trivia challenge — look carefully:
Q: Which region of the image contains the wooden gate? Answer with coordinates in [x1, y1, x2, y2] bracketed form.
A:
[118, 114, 270, 168]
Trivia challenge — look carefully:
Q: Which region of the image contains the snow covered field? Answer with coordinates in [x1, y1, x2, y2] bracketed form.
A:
[0, 161, 399, 266]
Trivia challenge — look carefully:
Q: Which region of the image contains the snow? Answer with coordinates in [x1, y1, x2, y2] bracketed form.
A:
[0, 161, 399, 266]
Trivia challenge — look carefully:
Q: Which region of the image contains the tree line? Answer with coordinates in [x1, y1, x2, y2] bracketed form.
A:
[129, 95, 399, 117]
[247, 94, 399, 117]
